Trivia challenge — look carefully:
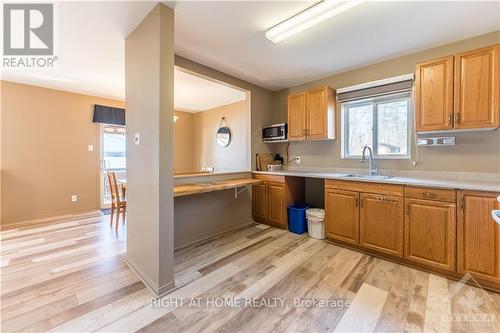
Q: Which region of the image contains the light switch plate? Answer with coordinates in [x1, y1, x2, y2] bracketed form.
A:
[88, 145, 94, 151]
[71, 195, 78, 202]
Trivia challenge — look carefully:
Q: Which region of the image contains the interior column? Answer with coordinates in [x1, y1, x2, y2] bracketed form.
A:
[124, 3, 175, 297]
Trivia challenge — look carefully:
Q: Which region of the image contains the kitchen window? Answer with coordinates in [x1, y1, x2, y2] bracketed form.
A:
[341, 91, 411, 159]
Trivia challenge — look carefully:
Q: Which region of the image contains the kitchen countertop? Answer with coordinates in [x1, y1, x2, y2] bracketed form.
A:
[253, 170, 500, 192]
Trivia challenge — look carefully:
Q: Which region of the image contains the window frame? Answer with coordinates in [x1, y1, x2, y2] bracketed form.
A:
[341, 91, 412, 160]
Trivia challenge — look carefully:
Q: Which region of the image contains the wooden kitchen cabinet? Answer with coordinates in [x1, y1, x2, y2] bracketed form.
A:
[457, 191, 500, 286]
[287, 87, 335, 141]
[325, 180, 404, 254]
[287, 92, 307, 141]
[252, 174, 305, 228]
[454, 45, 500, 129]
[325, 189, 359, 244]
[404, 198, 456, 272]
[415, 44, 500, 132]
[415, 56, 454, 131]
[267, 182, 285, 225]
[360, 194, 404, 257]
[252, 182, 267, 222]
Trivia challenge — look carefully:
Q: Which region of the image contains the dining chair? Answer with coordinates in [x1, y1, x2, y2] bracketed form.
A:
[107, 171, 126, 230]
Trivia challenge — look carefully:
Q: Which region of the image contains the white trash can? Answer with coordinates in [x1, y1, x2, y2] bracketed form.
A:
[306, 208, 325, 239]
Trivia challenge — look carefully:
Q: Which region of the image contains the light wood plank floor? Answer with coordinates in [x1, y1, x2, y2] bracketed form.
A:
[1, 213, 499, 333]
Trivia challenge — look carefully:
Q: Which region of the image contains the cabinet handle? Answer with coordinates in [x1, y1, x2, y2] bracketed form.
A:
[422, 192, 436, 198]
[360, 198, 363, 208]
[448, 113, 452, 125]
[455, 113, 460, 124]
[355, 197, 359, 207]
[406, 205, 410, 215]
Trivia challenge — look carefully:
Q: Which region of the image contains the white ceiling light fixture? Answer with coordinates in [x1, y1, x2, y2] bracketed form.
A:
[266, 0, 366, 44]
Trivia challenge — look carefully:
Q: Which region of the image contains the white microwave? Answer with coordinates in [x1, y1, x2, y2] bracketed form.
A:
[262, 123, 287, 142]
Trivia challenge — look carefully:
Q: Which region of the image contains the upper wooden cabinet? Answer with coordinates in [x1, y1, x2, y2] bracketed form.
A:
[287, 92, 307, 141]
[415, 44, 500, 132]
[457, 191, 500, 288]
[415, 56, 454, 131]
[454, 45, 500, 129]
[287, 86, 335, 141]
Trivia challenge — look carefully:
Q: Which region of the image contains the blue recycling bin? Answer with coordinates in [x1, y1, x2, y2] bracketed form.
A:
[288, 203, 309, 234]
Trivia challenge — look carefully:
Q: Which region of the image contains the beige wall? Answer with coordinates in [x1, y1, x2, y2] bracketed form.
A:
[125, 3, 175, 296]
[192, 100, 249, 173]
[0, 81, 124, 224]
[272, 31, 500, 173]
[173, 110, 194, 173]
[174, 56, 275, 171]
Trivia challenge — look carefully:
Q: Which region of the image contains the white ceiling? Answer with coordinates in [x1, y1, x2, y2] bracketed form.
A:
[2, 1, 499, 101]
[174, 68, 246, 112]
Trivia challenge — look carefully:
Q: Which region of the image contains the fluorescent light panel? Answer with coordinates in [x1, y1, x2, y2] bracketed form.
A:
[266, 0, 366, 43]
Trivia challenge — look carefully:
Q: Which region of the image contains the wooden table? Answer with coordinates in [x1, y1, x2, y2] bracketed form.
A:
[116, 178, 262, 198]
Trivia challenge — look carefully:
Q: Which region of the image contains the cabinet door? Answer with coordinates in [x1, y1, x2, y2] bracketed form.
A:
[415, 56, 454, 131]
[287, 92, 307, 141]
[267, 182, 285, 226]
[454, 45, 500, 129]
[306, 87, 328, 139]
[325, 189, 359, 244]
[457, 191, 500, 285]
[404, 199, 456, 272]
[252, 182, 267, 223]
[360, 194, 404, 257]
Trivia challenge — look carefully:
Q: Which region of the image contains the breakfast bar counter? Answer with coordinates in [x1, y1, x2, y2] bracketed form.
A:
[174, 178, 262, 197]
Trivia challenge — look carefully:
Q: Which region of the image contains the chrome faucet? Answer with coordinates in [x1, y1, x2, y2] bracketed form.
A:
[361, 145, 378, 175]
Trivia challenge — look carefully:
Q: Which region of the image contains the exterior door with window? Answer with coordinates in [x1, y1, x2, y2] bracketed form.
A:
[100, 124, 126, 208]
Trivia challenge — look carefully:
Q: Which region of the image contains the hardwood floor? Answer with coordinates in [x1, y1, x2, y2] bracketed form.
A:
[1, 212, 499, 332]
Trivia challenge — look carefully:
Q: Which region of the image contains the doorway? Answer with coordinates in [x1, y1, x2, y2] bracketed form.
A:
[100, 124, 126, 208]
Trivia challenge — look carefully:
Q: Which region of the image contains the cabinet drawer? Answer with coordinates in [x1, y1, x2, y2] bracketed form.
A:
[405, 187, 456, 203]
[253, 174, 285, 183]
[325, 179, 403, 197]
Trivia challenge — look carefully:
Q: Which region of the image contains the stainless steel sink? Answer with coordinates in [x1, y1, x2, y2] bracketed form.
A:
[343, 174, 393, 180]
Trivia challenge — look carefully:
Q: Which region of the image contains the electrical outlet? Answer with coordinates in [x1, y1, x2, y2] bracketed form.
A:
[134, 133, 141, 145]
[296, 156, 301, 164]
[71, 195, 78, 202]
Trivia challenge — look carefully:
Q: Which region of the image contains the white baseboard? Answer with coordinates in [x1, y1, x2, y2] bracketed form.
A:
[125, 257, 175, 298]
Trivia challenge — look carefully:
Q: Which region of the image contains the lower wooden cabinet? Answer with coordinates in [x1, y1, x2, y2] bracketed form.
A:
[458, 191, 500, 286]
[360, 194, 404, 257]
[252, 175, 305, 228]
[325, 183, 404, 255]
[252, 182, 267, 222]
[325, 189, 359, 244]
[267, 182, 285, 225]
[404, 198, 456, 272]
